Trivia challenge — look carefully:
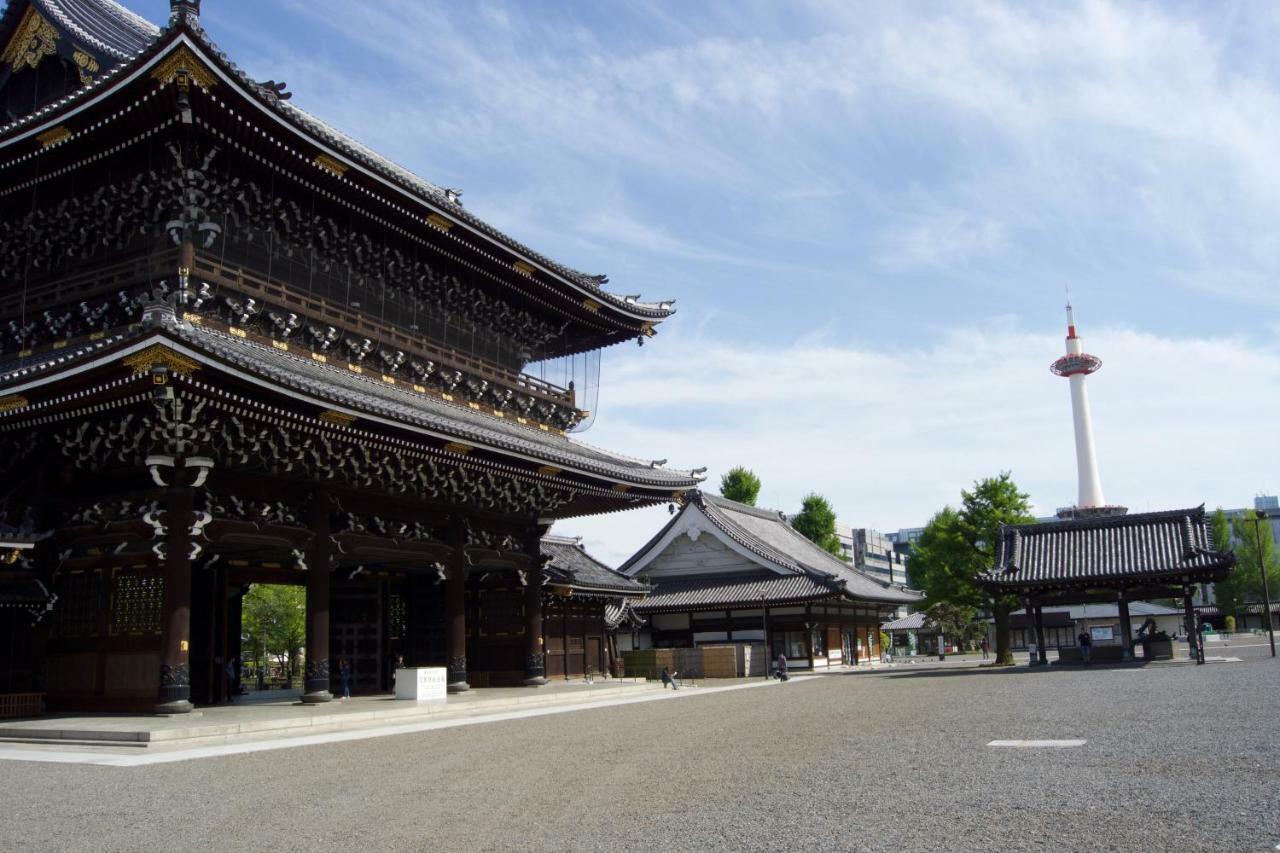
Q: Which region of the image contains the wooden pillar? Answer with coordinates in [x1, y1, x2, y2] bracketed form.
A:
[446, 521, 470, 692]
[523, 527, 547, 686]
[302, 492, 333, 703]
[1029, 601, 1039, 660]
[1118, 593, 1134, 661]
[1182, 583, 1203, 665]
[156, 473, 195, 714]
[805, 603, 814, 670]
[762, 605, 772, 678]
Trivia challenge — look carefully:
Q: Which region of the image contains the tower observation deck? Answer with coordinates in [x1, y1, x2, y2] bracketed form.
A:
[1050, 304, 1126, 520]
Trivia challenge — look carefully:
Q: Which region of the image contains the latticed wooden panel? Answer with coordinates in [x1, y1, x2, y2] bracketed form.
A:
[388, 594, 406, 641]
[53, 570, 103, 638]
[109, 569, 164, 636]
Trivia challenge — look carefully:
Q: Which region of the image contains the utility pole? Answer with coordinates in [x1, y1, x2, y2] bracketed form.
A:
[1249, 512, 1276, 658]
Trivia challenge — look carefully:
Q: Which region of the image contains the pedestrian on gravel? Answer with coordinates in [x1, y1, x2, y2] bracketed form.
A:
[339, 658, 352, 699]
[775, 652, 789, 682]
[660, 667, 680, 690]
[980, 638, 989, 661]
[1078, 630, 1092, 665]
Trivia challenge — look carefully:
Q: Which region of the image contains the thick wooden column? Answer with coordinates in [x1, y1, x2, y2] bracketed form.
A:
[523, 528, 548, 686]
[1033, 606, 1047, 665]
[446, 522, 470, 693]
[156, 473, 195, 714]
[1118, 594, 1134, 661]
[1182, 583, 1203, 665]
[302, 492, 333, 703]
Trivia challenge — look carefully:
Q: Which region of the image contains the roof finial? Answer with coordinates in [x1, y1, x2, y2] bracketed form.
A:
[170, 0, 201, 22]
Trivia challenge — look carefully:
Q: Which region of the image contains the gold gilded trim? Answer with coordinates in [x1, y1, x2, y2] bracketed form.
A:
[427, 213, 454, 231]
[611, 484, 632, 493]
[71, 48, 99, 84]
[314, 153, 348, 177]
[443, 441, 473, 455]
[122, 345, 200, 377]
[537, 465, 562, 476]
[513, 261, 535, 277]
[0, 395, 30, 414]
[2, 7, 59, 72]
[150, 45, 217, 90]
[317, 410, 356, 427]
[36, 126, 72, 148]
[582, 298, 601, 313]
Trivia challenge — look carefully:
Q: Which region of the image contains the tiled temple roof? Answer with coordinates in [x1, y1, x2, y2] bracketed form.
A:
[622, 491, 921, 610]
[881, 612, 928, 631]
[0, 0, 673, 321]
[693, 493, 920, 605]
[978, 506, 1235, 592]
[635, 573, 840, 614]
[0, 315, 701, 493]
[541, 535, 648, 596]
[22, 0, 157, 61]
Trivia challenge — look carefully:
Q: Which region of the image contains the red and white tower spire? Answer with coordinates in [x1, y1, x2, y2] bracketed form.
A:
[1050, 301, 1125, 518]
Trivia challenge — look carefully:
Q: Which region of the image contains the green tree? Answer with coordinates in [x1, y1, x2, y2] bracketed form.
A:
[242, 585, 306, 680]
[1210, 508, 1280, 619]
[907, 472, 1034, 665]
[925, 601, 989, 650]
[792, 492, 843, 557]
[719, 466, 762, 506]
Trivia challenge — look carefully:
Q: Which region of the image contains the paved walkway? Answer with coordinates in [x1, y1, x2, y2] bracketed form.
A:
[0, 678, 671, 748]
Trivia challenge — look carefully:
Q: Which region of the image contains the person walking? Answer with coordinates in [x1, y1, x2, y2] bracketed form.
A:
[1078, 630, 1092, 665]
[980, 638, 989, 661]
[659, 667, 680, 690]
[775, 652, 789, 682]
[338, 658, 352, 699]
[224, 657, 238, 702]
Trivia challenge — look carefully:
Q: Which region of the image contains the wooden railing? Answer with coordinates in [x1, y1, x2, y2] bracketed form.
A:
[193, 256, 575, 408]
[1, 248, 576, 409]
[0, 692, 44, 719]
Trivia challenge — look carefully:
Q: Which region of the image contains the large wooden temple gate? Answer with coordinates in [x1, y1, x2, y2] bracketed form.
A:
[0, 0, 697, 712]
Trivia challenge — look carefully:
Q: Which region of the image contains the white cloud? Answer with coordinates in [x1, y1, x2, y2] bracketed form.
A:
[559, 321, 1280, 565]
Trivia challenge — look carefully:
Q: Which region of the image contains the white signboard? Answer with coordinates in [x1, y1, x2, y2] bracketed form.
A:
[1090, 626, 1114, 642]
[395, 667, 447, 703]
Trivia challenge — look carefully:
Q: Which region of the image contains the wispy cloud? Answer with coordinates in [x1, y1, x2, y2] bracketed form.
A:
[564, 321, 1280, 564]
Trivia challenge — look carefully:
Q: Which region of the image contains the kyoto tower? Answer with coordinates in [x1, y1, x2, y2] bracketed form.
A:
[1050, 302, 1126, 519]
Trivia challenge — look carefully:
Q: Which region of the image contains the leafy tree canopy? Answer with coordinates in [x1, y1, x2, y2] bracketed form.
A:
[242, 584, 305, 671]
[792, 492, 843, 557]
[907, 472, 1035, 664]
[720, 466, 762, 506]
[1210, 508, 1280, 618]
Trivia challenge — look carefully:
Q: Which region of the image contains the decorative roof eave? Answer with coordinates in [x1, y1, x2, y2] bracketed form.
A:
[975, 561, 1236, 594]
[0, 21, 670, 329]
[0, 327, 698, 497]
[635, 594, 838, 615]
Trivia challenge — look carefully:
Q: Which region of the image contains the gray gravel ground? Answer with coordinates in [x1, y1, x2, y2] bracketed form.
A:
[1, 659, 1277, 852]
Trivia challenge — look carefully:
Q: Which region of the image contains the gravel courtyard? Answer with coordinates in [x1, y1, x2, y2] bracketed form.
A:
[2, 660, 1276, 852]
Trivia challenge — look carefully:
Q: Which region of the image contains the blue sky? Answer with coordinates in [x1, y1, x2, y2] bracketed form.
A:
[134, 1, 1280, 562]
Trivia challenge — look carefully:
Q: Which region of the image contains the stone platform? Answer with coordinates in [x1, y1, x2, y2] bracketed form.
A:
[0, 679, 663, 748]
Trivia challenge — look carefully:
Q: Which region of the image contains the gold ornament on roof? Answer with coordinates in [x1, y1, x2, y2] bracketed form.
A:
[0, 394, 30, 414]
[72, 49, 99, 84]
[1, 7, 59, 72]
[313, 153, 348, 177]
[150, 45, 217, 90]
[36, 126, 72, 148]
[317, 410, 357, 427]
[122, 345, 201, 377]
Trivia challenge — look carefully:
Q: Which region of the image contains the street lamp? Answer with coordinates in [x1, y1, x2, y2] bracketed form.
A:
[1249, 512, 1276, 658]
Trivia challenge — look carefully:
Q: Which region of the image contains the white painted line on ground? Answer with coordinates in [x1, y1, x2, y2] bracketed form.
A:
[988, 739, 1086, 748]
[0, 676, 818, 768]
